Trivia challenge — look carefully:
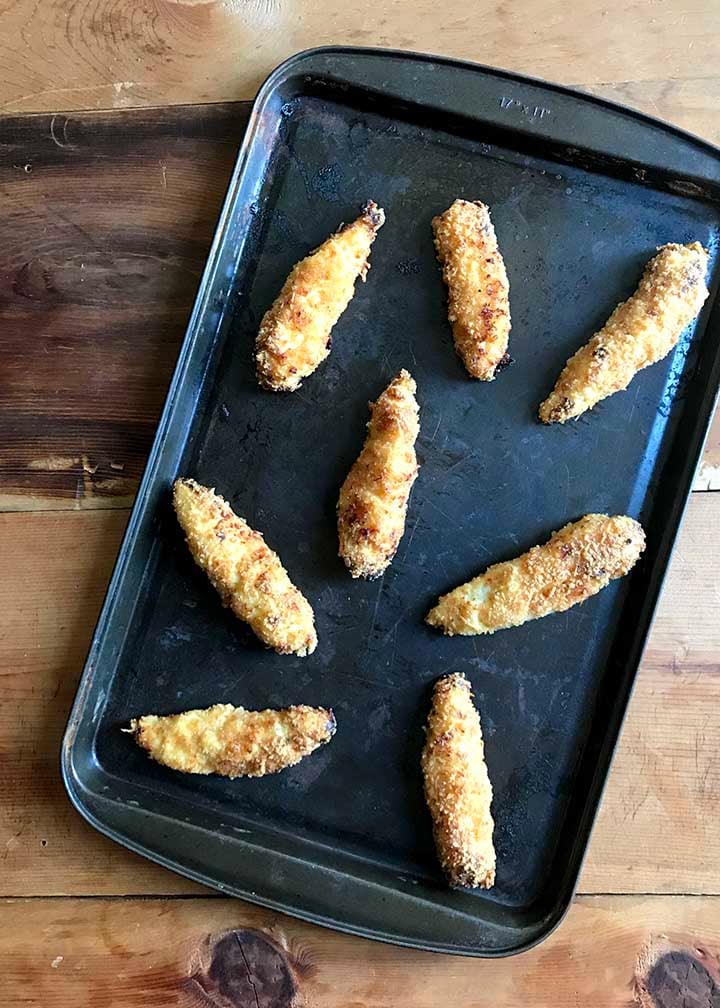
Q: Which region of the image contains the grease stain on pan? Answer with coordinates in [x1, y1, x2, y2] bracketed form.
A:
[160, 624, 194, 649]
[311, 163, 343, 202]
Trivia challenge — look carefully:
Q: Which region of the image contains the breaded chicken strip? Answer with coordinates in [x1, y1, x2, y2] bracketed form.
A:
[173, 478, 317, 656]
[432, 199, 511, 380]
[256, 201, 385, 391]
[337, 369, 419, 578]
[128, 703, 336, 778]
[540, 242, 709, 423]
[427, 514, 645, 636]
[422, 673, 495, 888]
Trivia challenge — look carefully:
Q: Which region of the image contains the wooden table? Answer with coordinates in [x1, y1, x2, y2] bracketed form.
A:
[2, 6, 720, 1005]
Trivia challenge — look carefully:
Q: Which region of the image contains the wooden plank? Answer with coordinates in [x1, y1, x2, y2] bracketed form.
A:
[0, 507, 203, 896]
[0, 0, 718, 135]
[0, 103, 247, 510]
[694, 418, 720, 489]
[1, 495, 719, 897]
[4, 895, 720, 1005]
[1, 102, 718, 512]
[581, 494, 720, 893]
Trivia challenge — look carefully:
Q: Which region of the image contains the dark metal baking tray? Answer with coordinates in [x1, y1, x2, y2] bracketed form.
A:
[62, 47, 720, 957]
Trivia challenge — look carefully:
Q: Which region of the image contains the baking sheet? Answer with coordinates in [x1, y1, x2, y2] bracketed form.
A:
[63, 47, 720, 956]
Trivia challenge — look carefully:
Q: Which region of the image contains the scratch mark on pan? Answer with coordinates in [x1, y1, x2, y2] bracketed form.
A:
[387, 623, 399, 674]
[443, 451, 479, 477]
[627, 384, 642, 427]
[561, 460, 571, 512]
[425, 498, 453, 523]
[378, 341, 400, 377]
[289, 148, 314, 201]
[402, 510, 423, 559]
[470, 538, 492, 559]
[343, 669, 405, 692]
[381, 607, 411, 644]
[428, 415, 442, 446]
[367, 572, 386, 642]
[471, 636, 483, 670]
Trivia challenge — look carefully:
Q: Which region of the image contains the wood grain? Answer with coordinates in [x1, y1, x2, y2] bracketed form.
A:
[585, 76, 720, 147]
[1, 101, 718, 512]
[4, 895, 720, 1006]
[0, 506, 204, 896]
[0, 0, 718, 144]
[0, 103, 247, 510]
[694, 434, 720, 490]
[1, 495, 718, 898]
[1, 6, 718, 995]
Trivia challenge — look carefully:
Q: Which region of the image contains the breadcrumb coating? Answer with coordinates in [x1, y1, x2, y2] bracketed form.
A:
[129, 703, 336, 778]
[173, 478, 317, 656]
[256, 201, 385, 392]
[432, 199, 511, 381]
[540, 242, 709, 423]
[426, 514, 645, 636]
[337, 369, 420, 578]
[422, 673, 495, 888]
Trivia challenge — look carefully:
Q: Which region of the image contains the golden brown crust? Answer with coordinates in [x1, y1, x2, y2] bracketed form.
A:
[540, 242, 709, 423]
[129, 703, 336, 778]
[432, 199, 511, 381]
[426, 514, 645, 636]
[255, 201, 385, 392]
[337, 369, 420, 579]
[422, 673, 495, 888]
[173, 478, 317, 656]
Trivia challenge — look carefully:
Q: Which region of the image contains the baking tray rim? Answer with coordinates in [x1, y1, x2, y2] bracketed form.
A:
[60, 44, 720, 958]
[62, 768, 569, 957]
